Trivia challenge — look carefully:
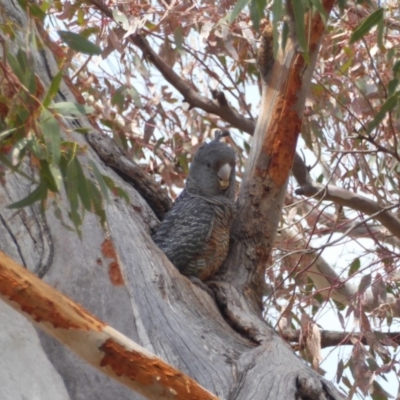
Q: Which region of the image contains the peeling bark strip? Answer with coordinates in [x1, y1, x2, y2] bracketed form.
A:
[99, 339, 218, 400]
[0, 251, 103, 331]
[101, 238, 124, 286]
[260, 54, 302, 186]
[0, 251, 219, 400]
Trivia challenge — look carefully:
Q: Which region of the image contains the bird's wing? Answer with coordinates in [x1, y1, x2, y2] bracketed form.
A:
[153, 191, 214, 272]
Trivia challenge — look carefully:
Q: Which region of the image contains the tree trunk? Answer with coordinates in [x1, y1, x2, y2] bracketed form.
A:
[0, 1, 342, 399]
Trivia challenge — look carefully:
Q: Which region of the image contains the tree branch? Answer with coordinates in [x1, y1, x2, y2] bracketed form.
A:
[88, 0, 256, 135]
[278, 226, 400, 317]
[293, 153, 400, 240]
[0, 250, 219, 400]
[282, 329, 400, 348]
[86, 132, 172, 220]
[296, 199, 400, 249]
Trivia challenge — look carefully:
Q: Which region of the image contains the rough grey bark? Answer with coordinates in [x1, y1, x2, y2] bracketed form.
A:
[0, 1, 343, 400]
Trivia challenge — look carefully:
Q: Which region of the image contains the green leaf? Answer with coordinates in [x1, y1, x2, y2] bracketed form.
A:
[40, 109, 61, 165]
[377, 12, 384, 48]
[74, 158, 92, 211]
[40, 160, 61, 192]
[17, 0, 45, 19]
[290, 0, 309, 62]
[339, 54, 353, 74]
[228, 0, 251, 23]
[127, 87, 143, 108]
[77, 9, 85, 26]
[74, 127, 91, 134]
[40, 1, 51, 13]
[49, 164, 62, 191]
[15, 107, 30, 130]
[57, 30, 102, 55]
[349, 8, 384, 44]
[49, 101, 94, 116]
[80, 27, 101, 40]
[388, 78, 398, 97]
[6, 50, 25, 84]
[366, 92, 399, 134]
[87, 180, 106, 226]
[348, 257, 360, 276]
[28, 135, 46, 160]
[111, 85, 127, 111]
[89, 160, 110, 203]
[16, 0, 28, 11]
[114, 187, 130, 203]
[316, 173, 324, 183]
[102, 175, 130, 203]
[16, 49, 36, 93]
[66, 155, 81, 234]
[0, 153, 36, 182]
[29, 3, 46, 19]
[8, 183, 47, 209]
[174, 26, 184, 52]
[337, 0, 346, 14]
[393, 60, 400, 75]
[43, 71, 63, 108]
[249, 0, 266, 31]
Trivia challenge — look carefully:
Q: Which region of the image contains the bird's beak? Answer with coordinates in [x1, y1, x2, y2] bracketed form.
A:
[218, 163, 231, 189]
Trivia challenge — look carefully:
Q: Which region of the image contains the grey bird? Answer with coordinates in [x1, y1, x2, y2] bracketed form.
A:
[153, 131, 236, 285]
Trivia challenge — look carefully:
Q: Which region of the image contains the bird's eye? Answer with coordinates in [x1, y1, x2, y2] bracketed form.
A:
[206, 162, 211, 168]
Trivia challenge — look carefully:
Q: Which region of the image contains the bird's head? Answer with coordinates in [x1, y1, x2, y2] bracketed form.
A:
[186, 131, 236, 199]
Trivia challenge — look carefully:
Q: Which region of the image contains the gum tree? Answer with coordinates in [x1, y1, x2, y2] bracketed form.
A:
[0, 0, 399, 399]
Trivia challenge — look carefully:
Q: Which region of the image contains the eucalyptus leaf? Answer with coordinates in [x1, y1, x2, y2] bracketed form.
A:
[43, 71, 63, 108]
[366, 92, 399, 134]
[74, 158, 92, 212]
[174, 26, 184, 52]
[40, 109, 61, 165]
[349, 8, 384, 44]
[348, 257, 360, 277]
[249, 0, 266, 31]
[49, 102, 94, 116]
[87, 180, 106, 226]
[290, 0, 309, 63]
[89, 160, 110, 203]
[229, 0, 250, 23]
[40, 160, 61, 192]
[66, 154, 81, 234]
[58, 30, 102, 55]
[7, 183, 47, 209]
